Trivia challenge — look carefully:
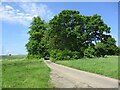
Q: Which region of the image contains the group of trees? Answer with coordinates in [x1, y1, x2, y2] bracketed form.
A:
[26, 10, 120, 60]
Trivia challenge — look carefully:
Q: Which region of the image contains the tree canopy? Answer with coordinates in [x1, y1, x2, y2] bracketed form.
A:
[26, 10, 119, 59]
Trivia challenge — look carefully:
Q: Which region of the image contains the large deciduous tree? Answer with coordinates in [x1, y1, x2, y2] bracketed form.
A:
[26, 10, 119, 59]
[26, 16, 47, 58]
[48, 10, 111, 58]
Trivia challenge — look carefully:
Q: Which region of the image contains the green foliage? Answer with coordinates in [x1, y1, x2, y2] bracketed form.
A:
[94, 37, 119, 57]
[115, 47, 120, 55]
[26, 10, 119, 60]
[48, 49, 58, 59]
[49, 49, 82, 60]
[72, 51, 83, 59]
[50, 57, 56, 62]
[84, 47, 95, 58]
[48, 10, 83, 51]
[60, 49, 72, 60]
[95, 43, 107, 57]
[47, 10, 113, 59]
[49, 49, 70, 60]
[105, 37, 118, 55]
[26, 16, 48, 58]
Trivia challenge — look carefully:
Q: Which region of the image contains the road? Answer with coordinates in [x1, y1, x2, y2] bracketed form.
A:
[44, 60, 118, 88]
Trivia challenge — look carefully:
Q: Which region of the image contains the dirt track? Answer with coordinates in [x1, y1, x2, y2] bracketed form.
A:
[44, 60, 118, 88]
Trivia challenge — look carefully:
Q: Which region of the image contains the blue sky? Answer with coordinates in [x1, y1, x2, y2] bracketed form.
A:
[1, 2, 118, 55]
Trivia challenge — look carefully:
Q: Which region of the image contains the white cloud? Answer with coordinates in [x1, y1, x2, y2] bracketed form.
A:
[19, 3, 54, 21]
[5, 5, 14, 10]
[0, 3, 54, 26]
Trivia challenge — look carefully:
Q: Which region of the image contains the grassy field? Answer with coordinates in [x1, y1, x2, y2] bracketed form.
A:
[2, 55, 52, 88]
[56, 56, 119, 79]
[1, 55, 26, 60]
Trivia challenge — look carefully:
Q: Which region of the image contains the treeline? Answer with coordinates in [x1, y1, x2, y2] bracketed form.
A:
[26, 10, 120, 60]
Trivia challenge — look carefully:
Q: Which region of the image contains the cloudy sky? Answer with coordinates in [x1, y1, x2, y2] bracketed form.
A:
[1, 2, 118, 55]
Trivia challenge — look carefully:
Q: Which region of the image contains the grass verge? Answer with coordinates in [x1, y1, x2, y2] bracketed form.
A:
[2, 58, 52, 88]
[56, 56, 119, 79]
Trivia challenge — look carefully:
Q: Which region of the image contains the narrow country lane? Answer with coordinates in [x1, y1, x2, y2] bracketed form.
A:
[44, 60, 118, 88]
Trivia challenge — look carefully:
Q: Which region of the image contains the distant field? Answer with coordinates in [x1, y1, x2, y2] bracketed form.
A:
[56, 56, 119, 79]
[0, 55, 26, 60]
[2, 56, 51, 88]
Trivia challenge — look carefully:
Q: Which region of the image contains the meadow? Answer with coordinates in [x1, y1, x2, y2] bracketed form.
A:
[1, 55, 26, 60]
[56, 56, 119, 79]
[2, 55, 52, 88]
[1, 55, 119, 88]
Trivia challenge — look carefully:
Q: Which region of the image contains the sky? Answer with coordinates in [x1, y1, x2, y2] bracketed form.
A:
[1, 2, 118, 55]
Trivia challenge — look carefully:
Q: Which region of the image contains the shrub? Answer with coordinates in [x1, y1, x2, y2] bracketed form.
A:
[50, 57, 56, 62]
[55, 49, 72, 60]
[115, 47, 120, 56]
[72, 51, 82, 59]
[49, 49, 58, 59]
[49, 49, 83, 60]
[95, 43, 107, 57]
[62, 49, 72, 60]
[84, 47, 95, 58]
[56, 51, 64, 60]
[27, 54, 41, 59]
[48, 49, 64, 60]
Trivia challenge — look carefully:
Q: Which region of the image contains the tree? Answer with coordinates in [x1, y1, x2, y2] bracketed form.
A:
[83, 14, 111, 46]
[26, 10, 119, 59]
[26, 16, 47, 58]
[48, 10, 83, 51]
[48, 10, 111, 58]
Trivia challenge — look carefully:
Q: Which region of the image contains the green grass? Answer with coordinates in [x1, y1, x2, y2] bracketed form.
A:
[56, 56, 119, 79]
[2, 56, 52, 88]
